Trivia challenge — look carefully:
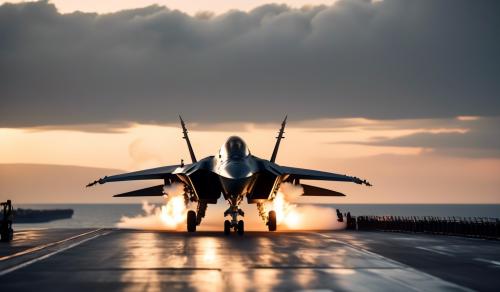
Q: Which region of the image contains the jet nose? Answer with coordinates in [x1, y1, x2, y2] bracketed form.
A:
[218, 160, 254, 197]
[220, 161, 253, 180]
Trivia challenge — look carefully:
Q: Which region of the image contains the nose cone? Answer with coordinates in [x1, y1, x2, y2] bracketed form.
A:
[219, 161, 253, 180]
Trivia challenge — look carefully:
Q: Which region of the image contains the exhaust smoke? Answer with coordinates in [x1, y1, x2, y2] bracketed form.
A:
[117, 183, 188, 230]
[117, 182, 346, 231]
[267, 182, 346, 231]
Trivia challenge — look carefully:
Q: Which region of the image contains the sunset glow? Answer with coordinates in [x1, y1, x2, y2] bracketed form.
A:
[1, 116, 499, 204]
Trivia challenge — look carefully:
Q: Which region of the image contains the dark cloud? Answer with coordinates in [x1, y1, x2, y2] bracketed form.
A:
[1, 0, 500, 127]
[354, 117, 500, 158]
[24, 123, 132, 133]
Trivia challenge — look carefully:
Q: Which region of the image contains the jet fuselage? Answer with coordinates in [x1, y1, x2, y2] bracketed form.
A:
[214, 136, 260, 203]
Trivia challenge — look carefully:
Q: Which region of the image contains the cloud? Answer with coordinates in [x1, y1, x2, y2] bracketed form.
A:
[1, 0, 499, 128]
[128, 138, 164, 167]
[24, 123, 132, 133]
[355, 117, 500, 158]
[310, 153, 500, 203]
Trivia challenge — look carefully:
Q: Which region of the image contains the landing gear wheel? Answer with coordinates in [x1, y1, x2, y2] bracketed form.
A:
[268, 210, 277, 231]
[224, 220, 231, 235]
[187, 210, 197, 232]
[237, 220, 244, 236]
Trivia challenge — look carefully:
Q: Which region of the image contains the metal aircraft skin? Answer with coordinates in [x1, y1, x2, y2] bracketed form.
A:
[87, 116, 371, 234]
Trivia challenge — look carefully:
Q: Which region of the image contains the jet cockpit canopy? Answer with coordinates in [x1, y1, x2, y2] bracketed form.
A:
[219, 136, 250, 161]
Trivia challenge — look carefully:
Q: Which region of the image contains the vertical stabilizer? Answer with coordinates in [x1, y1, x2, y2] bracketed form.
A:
[270, 115, 287, 163]
[179, 116, 197, 163]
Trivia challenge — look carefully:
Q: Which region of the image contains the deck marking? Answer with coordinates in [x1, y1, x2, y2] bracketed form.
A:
[415, 246, 454, 257]
[0, 230, 111, 276]
[314, 232, 472, 291]
[474, 258, 500, 267]
[0, 228, 106, 261]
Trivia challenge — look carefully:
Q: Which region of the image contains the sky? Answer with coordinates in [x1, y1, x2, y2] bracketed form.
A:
[0, 0, 341, 15]
[0, 0, 499, 204]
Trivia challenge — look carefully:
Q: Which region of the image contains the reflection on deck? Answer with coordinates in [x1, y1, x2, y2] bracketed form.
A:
[1, 229, 499, 291]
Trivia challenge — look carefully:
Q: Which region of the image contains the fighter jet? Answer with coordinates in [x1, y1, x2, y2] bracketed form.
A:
[87, 116, 371, 235]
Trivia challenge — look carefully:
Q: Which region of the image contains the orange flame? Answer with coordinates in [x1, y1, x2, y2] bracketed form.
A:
[159, 195, 187, 227]
[159, 183, 188, 227]
[267, 187, 303, 229]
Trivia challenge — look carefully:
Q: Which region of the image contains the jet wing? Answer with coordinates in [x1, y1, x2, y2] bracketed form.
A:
[86, 164, 185, 187]
[301, 184, 345, 196]
[278, 165, 372, 186]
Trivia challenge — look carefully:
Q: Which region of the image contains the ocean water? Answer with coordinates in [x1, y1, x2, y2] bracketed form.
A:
[12, 203, 500, 229]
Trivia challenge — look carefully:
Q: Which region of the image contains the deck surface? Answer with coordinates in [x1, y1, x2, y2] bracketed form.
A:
[1, 229, 499, 291]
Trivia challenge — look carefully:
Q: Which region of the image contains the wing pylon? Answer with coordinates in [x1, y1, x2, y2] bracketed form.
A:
[180, 115, 197, 163]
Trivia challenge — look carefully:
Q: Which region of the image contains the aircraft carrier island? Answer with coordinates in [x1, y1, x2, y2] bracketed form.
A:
[0, 228, 499, 291]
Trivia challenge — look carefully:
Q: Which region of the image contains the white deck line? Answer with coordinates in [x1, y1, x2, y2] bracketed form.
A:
[0, 230, 112, 276]
[314, 232, 472, 292]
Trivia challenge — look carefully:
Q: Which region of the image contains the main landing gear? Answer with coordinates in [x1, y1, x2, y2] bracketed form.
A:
[187, 201, 208, 232]
[267, 210, 277, 232]
[187, 210, 197, 232]
[224, 205, 245, 235]
[187, 203, 276, 234]
[257, 202, 277, 232]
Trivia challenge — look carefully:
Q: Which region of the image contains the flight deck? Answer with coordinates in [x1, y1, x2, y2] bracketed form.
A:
[1, 229, 499, 291]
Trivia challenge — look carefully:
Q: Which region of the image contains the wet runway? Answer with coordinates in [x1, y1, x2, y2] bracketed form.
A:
[1, 229, 499, 291]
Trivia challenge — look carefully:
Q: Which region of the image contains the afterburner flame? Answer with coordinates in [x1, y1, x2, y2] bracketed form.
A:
[159, 183, 188, 227]
[266, 182, 347, 231]
[267, 183, 304, 228]
[159, 194, 187, 227]
[117, 182, 188, 230]
[285, 209, 301, 228]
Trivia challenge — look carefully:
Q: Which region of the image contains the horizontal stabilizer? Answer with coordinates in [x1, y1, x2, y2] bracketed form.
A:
[301, 184, 345, 196]
[113, 185, 164, 197]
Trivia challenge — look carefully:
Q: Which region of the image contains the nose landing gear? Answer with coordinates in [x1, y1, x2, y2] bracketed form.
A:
[237, 220, 244, 235]
[224, 205, 245, 235]
[224, 220, 231, 235]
